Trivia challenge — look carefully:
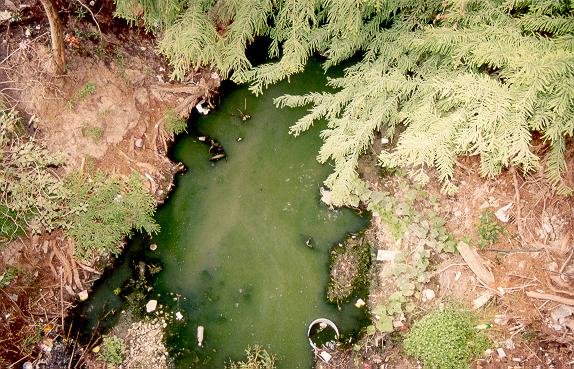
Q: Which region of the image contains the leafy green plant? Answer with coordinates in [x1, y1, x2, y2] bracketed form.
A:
[163, 109, 187, 135]
[68, 82, 96, 109]
[98, 335, 125, 366]
[404, 308, 491, 369]
[476, 210, 507, 249]
[226, 345, 277, 369]
[0, 266, 19, 288]
[81, 122, 104, 141]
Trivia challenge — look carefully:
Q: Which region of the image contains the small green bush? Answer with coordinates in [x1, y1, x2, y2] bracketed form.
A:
[476, 210, 507, 249]
[163, 109, 187, 135]
[226, 345, 277, 369]
[98, 335, 125, 366]
[404, 308, 490, 369]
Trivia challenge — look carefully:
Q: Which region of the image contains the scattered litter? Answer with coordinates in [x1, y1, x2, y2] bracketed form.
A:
[92, 346, 100, 353]
[23, 362, 33, 369]
[496, 348, 506, 358]
[376, 249, 400, 262]
[175, 311, 184, 320]
[319, 351, 332, 363]
[78, 290, 89, 301]
[475, 323, 492, 330]
[473, 292, 493, 309]
[355, 298, 366, 308]
[320, 187, 333, 209]
[149, 243, 158, 251]
[198, 136, 207, 141]
[146, 299, 158, 313]
[381, 137, 389, 144]
[512, 357, 523, 362]
[504, 339, 515, 350]
[134, 138, 144, 148]
[237, 137, 243, 142]
[494, 203, 513, 223]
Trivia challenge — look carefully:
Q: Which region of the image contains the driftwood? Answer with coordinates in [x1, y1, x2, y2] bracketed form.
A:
[457, 241, 495, 286]
[526, 291, 574, 306]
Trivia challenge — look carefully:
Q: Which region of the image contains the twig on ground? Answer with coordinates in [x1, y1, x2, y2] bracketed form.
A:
[526, 291, 574, 306]
[74, 0, 102, 36]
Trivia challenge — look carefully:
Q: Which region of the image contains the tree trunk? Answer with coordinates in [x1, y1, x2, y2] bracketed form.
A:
[39, 0, 65, 74]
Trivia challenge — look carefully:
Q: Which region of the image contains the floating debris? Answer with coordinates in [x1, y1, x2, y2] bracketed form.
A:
[355, 298, 366, 308]
[197, 326, 204, 347]
[175, 311, 184, 320]
[146, 299, 158, 313]
[150, 243, 158, 251]
[196, 100, 210, 115]
[78, 290, 89, 301]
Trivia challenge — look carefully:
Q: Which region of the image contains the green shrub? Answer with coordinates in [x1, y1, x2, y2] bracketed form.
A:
[226, 345, 277, 369]
[98, 335, 125, 366]
[164, 109, 187, 135]
[0, 266, 19, 288]
[404, 308, 490, 369]
[64, 172, 159, 259]
[476, 210, 507, 249]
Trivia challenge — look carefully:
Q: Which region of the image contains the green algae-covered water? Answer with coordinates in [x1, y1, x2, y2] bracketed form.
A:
[76, 60, 368, 368]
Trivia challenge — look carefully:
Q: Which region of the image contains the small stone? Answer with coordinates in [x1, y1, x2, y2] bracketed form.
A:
[494, 314, 508, 326]
[78, 290, 89, 301]
[135, 138, 144, 148]
[146, 299, 158, 313]
[550, 304, 574, 323]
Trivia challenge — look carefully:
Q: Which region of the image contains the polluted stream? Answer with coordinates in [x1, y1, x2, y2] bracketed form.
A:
[75, 60, 369, 368]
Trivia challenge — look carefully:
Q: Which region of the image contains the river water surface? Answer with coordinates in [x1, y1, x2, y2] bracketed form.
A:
[79, 61, 368, 368]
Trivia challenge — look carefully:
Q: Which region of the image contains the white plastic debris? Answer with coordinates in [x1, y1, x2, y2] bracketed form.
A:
[376, 249, 400, 262]
[175, 311, 184, 320]
[354, 298, 366, 308]
[23, 362, 33, 369]
[320, 187, 333, 209]
[0, 11, 11, 22]
[422, 289, 435, 302]
[381, 137, 389, 144]
[196, 100, 210, 115]
[78, 290, 89, 301]
[454, 271, 462, 281]
[197, 326, 204, 347]
[146, 299, 158, 313]
[496, 348, 506, 358]
[494, 203, 513, 223]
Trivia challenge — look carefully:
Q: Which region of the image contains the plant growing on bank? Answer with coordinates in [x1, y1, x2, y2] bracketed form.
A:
[476, 209, 507, 249]
[226, 345, 277, 369]
[404, 307, 491, 369]
[1, 106, 159, 257]
[98, 335, 126, 366]
[117, 0, 574, 205]
[163, 108, 187, 135]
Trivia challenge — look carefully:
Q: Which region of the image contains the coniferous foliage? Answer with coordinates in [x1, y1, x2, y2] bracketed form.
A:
[115, 0, 574, 205]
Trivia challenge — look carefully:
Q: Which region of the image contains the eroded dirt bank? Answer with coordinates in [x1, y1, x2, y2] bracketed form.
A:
[0, 4, 219, 366]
